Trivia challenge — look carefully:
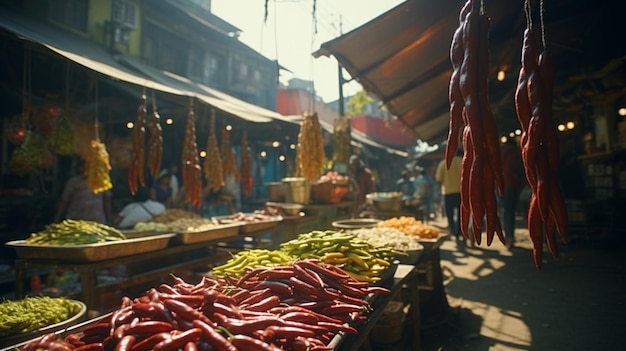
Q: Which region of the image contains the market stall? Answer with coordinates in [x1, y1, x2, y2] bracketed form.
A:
[4, 222, 429, 350]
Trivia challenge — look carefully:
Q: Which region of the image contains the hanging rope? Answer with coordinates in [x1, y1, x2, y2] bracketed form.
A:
[94, 77, 100, 141]
[308, 0, 318, 113]
[540, 0, 546, 49]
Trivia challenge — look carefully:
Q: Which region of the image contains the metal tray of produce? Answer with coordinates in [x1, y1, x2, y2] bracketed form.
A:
[174, 222, 242, 245]
[238, 215, 283, 233]
[216, 215, 283, 234]
[5, 233, 175, 263]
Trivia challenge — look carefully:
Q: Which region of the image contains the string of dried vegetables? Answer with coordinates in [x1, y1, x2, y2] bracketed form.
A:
[515, 0, 568, 270]
[86, 139, 112, 194]
[446, 0, 504, 246]
[127, 92, 147, 195]
[181, 99, 203, 208]
[203, 110, 224, 193]
[147, 91, 163, 178]
[85, 78, 111, 194]
[332, 115, 351, 166]
[297, 112, 326, 182]
[221, 128, 238, 180]
[240, 130, 253, 197]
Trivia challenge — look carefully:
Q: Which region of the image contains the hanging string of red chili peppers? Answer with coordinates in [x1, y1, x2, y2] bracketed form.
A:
[515, 0, 568, 270]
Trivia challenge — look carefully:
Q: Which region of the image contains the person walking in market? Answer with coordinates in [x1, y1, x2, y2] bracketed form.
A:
[395, 169, 416, 199]
[435, 149, 462, 240]
[53, 157, 113, 225]
[414, 165, 436, 221]
[499, 138, 526, 249]
[349, 155, 376, 214]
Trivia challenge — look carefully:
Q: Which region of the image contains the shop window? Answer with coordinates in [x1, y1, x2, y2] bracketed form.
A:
[48, 0, 88, 32]
[112, 0, 137, 29]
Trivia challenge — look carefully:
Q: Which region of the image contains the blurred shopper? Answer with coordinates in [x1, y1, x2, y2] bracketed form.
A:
[349, 155, 375, 212]
[395, 169, 416, 199]
[54, 158, 113, 225]
[414, 166, 435, 221]
[151, 171, 173, 207]
[435, 149, 462, 239]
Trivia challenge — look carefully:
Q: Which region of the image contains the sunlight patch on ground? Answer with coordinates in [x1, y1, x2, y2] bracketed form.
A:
[459, 299, 532, 350]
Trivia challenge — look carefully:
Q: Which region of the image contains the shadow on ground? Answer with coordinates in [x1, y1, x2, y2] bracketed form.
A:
[418, 228, 626, 351]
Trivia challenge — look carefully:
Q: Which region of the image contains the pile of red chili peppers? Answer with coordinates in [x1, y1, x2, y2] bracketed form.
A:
[515, 1, 568, 270]
[446, 0, 505, 246]
[18, 259, 389, 351]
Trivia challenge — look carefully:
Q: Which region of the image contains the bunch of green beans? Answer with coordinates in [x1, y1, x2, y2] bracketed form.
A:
[0, 296, 83, 337]
[25, 219, 126, 245]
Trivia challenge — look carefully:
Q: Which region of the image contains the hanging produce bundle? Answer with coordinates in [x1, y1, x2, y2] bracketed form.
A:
[7, 130, 55, 175]
[332, 115, 351, 165]
[221, 128, 238, 180]
[445, 0, 504, 247]
[181, 100, 203, 208]
[86, 139, 112, 194]
[32, 97, 62, 139]
[203, 111, 224, 193]
[127, 93, 147, 195]
[49, 114, 74, 155]
[2, 114, 26, 146]
[515, 1, 567, 270]
[7, 147, 34, 175]
[240, 130, 253, 197]
[297, 112, 326, 182]
[147, 93, 163, 177]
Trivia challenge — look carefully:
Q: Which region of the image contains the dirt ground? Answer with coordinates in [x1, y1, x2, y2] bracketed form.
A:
[418, 217, 626, 351]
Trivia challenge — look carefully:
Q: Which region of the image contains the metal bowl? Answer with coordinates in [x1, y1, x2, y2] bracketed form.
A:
[331, 218, 381, 230]
[280, 203, 304, 216]
[372, 198, 404, 212]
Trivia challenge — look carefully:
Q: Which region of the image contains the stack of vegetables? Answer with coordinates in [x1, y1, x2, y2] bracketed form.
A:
[19, 259, 390, 351]
[376, 216, 443, 239]
[24, 219, 126, 245]
[278, 230, 400, 283]
[0, 297, 83, 338]
[211, 229, 402, 283]
[134, 209, 217, 232]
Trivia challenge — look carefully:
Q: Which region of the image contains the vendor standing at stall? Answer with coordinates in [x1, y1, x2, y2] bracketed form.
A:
[349, 155, 375, 213]
[53, 158, 113, 225]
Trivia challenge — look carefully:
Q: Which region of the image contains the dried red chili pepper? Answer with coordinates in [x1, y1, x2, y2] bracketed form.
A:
[528, 194, 544, 271]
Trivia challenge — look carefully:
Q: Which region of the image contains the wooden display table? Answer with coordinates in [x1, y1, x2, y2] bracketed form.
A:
[13, 232, 269, 315]
[329, 264, 420, 351]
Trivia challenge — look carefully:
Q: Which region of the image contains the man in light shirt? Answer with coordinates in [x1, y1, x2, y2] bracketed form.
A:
[435, 149, 462, 240]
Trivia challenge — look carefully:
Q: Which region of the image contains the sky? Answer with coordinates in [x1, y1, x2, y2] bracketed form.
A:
[211, 0, 405, 103]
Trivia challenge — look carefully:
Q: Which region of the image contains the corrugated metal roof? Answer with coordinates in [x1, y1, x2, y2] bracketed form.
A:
[315, 0, 626, 144]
